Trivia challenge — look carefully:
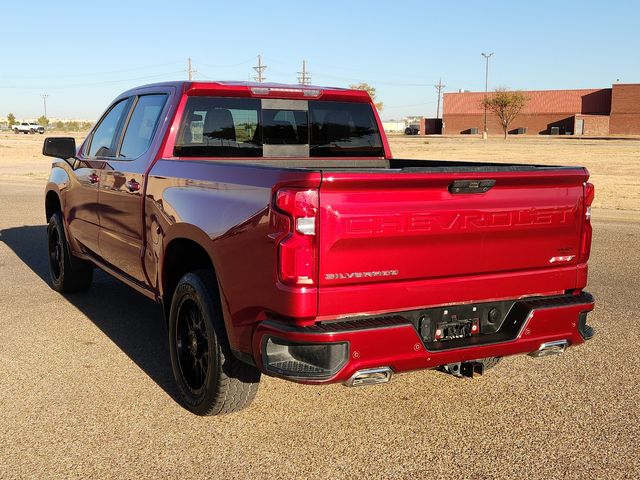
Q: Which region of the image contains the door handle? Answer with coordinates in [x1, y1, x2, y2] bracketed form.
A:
[88, 173, 99, 184]
[449, 179, 495, 194]
[125, 179, 141, 192]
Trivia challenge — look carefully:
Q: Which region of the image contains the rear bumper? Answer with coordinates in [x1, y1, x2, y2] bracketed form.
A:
[252, 292, 595, 384]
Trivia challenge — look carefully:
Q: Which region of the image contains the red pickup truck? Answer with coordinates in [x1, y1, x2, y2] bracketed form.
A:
[43, 81, 595, 415]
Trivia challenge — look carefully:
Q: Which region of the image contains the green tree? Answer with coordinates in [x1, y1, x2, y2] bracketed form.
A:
[481, 88, 528, 139]
[7, 113, 16, 127]
[37, 115, 49, 127]
[349, 82, 383, 111]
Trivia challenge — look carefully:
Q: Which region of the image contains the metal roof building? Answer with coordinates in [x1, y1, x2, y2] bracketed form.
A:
[442, 83, 640, 136]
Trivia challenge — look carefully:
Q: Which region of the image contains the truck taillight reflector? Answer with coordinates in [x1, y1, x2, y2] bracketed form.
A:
[272, 188, 319, 286]
[580, 182, 595, 263]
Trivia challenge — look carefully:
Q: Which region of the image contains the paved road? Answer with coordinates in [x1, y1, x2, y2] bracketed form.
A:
[0, 179, 638, 480]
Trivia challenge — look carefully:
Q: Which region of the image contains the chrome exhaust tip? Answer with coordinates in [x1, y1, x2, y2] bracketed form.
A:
[345, 367, 393, 387]
[529, 340, 569, 358]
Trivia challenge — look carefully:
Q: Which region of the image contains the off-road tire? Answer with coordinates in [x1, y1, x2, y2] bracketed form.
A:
[168, 270, 261, 415]
[47, 212, 93, 293]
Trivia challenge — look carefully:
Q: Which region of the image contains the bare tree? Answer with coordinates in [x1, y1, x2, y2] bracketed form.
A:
[349, 82, 383, 111]
[482, 88, 528, 139]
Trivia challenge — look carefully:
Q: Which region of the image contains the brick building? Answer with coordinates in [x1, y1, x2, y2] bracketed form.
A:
[442, 83, 640, 136]
[610, 84, 640, 134]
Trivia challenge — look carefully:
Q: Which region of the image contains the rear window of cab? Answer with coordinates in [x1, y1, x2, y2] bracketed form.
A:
[174, 97, 384, 158]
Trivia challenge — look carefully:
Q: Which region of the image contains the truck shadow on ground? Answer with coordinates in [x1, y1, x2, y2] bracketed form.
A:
[0, 224, 181, 404]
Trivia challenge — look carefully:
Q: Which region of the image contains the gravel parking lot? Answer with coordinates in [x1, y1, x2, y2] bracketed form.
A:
[0, 135, 639, 479]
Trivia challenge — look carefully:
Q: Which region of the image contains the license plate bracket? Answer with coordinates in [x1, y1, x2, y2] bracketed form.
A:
[434, 316, 480, 341]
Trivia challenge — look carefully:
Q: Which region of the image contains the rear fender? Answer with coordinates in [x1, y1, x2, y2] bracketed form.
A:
[158, 223, 240, 347]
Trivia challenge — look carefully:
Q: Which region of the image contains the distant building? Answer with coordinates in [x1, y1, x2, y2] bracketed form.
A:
[382, 121, 406, 133]
[442, 83, 640, 135]
[418, 118, 443, 135]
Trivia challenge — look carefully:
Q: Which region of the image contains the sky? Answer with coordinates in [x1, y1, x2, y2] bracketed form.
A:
[1, 0, 638, 121]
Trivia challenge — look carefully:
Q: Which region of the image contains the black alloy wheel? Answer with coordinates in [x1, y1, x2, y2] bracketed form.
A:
[168, 270, 261, 415]
[175, 297, 210, 393]
[46, 212, 93, 293]
[48, 224, 63, 282]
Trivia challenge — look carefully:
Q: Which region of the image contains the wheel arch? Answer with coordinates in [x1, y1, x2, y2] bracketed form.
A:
[45, 189, 62, 222]
[44, 166, 70, 223]
[162, 237, 218, 304]
[159, 225, 226, 328]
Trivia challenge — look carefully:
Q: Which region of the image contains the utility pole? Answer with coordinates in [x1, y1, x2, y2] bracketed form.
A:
[297, 60, 311, 86]
[481, 52, 494, 138]
[253, 55, 267, 83]
[434, 78, 445, 119]
[187, 57, 197, 81]
[40, 94, 49, 118]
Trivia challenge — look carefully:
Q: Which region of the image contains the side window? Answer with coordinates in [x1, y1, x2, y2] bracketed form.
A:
[88, 100, 129, 157]
[119, 94, 167, 159]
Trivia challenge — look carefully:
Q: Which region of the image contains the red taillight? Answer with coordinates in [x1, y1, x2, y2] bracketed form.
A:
[579, 182, 595, 263]
[272, 188, 319, 286]
[250, 86, 322, 98]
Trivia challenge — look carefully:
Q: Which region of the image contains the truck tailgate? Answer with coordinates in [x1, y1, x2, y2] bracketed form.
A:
[317, 168, 588, 317]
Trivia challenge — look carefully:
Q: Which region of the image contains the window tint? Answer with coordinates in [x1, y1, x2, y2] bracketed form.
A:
[88, 100, 128, 157]
[173, 97, 384, 158]
[309, 101, 383, 157]
[119, 95, 167, 159]
[263, 109, 308, 145]
[174, 97, 261, 157]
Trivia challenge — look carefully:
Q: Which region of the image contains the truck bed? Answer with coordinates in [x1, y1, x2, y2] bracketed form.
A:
[151, 156, 588, 324]
[172, 157, 582, 172]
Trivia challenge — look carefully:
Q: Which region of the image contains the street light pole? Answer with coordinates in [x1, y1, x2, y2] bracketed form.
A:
[481, 53, 493, 138]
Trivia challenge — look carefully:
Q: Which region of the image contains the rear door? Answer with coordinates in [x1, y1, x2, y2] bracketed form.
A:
[98, 93, 168, 284]
[317, 169, 588, 316]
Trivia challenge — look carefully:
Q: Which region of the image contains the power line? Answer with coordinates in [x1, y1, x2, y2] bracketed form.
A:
[253, 55, 267, 83]
[0, 61, 184, 80]
[195, 57, 255, 69]
[434, 78, 446, 119]
[269, 56, 434, 83]
[297, 60, 311, 85]
[0, 70, 185, 89]
[310, 72, 433, 87]
[385, 100, 437, 108]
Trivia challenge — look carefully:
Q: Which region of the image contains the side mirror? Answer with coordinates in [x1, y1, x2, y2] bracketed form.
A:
[43, 137, 77, 160]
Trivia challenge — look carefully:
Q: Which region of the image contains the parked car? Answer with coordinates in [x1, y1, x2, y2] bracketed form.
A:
[43, 81, 595, 415]
[404, 123, 419, 135]
[13, 122, 45, 134]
